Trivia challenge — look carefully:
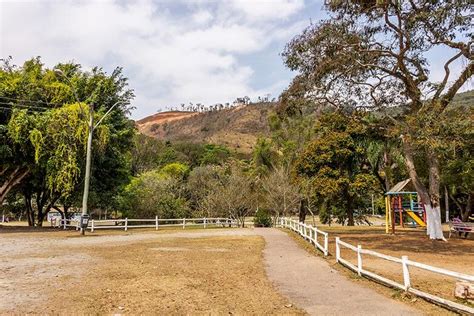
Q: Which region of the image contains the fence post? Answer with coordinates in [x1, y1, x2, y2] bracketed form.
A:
[63, 219, 66, 230]
[91, 219, 95, 233]
[183, 218, 185, 229]
[335, 237, 340, 263]
[315, 228, 318, 245]
[324, 233, 328, 256]
[204, 218, 207, 228]
[155, 216, 158, 230]
[357, 245, 362, 276]
[402, 255, 411, 291]
[125, 218, 128, 231]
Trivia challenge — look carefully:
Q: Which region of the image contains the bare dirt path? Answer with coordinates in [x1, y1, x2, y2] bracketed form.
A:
[255, 228, 421, 316]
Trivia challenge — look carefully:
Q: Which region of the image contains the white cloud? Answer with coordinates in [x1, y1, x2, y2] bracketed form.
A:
[228, 0, 305, 21]
[0, 0, 306, 119]
[192, 10, 213, 24]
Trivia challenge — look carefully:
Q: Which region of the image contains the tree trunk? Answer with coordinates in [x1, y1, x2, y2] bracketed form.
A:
[461, 194, 472, 222]
[63, 204, 70, 220]
[0, 167, 29, 205]
[346, 203, 355, 226]
[401, 137, 444, 239]
[24, 192, 35, 227]
[52, 205, 64, 220]
[426, 149, 444, 239]
[298, 198, 307, 223]
[383, 143, 393, 192]
[343, 184, 355, 226]
[37, 202, 54, 226]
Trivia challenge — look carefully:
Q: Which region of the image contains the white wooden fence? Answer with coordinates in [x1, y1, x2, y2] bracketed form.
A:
[280, 217, 329, 256]
[335, 237, 474, 314]
[56, 217, 237, 232]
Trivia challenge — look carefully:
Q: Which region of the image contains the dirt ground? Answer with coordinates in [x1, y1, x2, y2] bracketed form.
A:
[0, 227, 303, 315]
[306, 224, 474, 313]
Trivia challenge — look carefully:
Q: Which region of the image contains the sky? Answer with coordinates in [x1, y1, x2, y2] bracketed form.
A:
[0, 0, 470, 120]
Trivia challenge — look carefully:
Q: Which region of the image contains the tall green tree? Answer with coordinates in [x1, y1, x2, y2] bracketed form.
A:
[294, 111, 378, 226]
[1, 58, 135, 225]
[282, 0, 472, 239]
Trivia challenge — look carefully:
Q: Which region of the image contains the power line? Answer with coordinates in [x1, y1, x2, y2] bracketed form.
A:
[0, 102, 50, 110]
[0, 106, 47, 112]
[0, 96, 63, 106]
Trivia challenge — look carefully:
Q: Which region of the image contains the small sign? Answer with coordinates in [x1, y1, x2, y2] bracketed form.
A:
[80, 214, 90, 229]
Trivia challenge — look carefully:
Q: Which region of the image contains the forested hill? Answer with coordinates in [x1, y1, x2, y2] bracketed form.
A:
[136, 102, 274, 154]
[136, 90, 473, 154]
[450, 89, 474, 108]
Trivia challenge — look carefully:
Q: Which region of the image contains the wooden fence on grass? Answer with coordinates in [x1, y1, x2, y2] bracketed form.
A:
[335, 237, 474, 314]
[280, 217, 329, 256]
[56, 217, 237, 232]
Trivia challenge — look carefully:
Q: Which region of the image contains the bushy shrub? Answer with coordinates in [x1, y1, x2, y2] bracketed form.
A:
[118, 170, 190, 219]
[254, 209, 272, 227]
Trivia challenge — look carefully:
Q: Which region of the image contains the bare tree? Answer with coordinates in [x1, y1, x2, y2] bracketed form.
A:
[261, 167, 301, 223]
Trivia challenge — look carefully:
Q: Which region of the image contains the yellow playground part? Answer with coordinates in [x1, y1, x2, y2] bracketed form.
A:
[406, 211, 426, 227]
[385, 179, 427, 234]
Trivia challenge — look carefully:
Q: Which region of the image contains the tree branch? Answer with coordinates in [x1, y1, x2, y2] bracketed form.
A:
[440, 61, 474, 108]
[433, 51, 464, 100]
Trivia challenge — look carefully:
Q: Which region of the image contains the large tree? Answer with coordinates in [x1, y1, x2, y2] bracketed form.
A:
[294, 111, 378, 226]
[282, 0, 472, 239]
[1, 58, 134, 225]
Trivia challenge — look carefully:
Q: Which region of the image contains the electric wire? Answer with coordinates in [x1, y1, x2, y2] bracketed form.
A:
[0, 96, 63, 106]
[0, 101, 52, 110]
[0, 106, 47, 112]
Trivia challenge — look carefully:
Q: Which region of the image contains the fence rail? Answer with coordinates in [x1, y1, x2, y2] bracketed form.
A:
[335, 237, 474, 314]
[56, 217, 237, 232]
[280, 217, 329, 256]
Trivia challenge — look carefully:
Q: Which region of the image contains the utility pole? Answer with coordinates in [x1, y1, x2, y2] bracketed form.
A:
[444, 186, 449, 223]
[80, 104, 94, 235]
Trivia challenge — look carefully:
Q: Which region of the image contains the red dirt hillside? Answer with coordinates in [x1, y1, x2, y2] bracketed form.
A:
[136, 103, 274, 154]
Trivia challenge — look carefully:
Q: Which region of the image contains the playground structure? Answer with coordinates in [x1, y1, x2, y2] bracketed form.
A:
[385, 179, 426, 234]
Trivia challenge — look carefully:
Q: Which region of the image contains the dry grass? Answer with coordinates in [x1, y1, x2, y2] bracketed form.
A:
[0, 228, 303, 315]
[136, 104, 273, 154]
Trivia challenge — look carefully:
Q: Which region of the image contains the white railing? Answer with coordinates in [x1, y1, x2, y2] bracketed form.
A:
[280, 217, 329, 256]
[335, 237, 474, 314]
[55, 218, 80, 230]
[59, 217, 237, 232]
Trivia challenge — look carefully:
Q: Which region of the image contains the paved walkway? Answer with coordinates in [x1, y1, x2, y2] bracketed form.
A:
[255, 228, 420, 316]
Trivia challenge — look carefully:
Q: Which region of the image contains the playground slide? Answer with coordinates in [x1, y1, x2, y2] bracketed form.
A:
[406, 211, 426, 227]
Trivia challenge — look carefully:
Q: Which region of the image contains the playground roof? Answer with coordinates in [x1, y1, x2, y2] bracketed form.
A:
[386, 179, 417, 195]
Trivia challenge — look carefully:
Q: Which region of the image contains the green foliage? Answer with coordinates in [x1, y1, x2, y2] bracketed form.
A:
[253, 209, 272, 227]
[199, 144, 230, 166]
[295, 110, 378, 225]
[252, 138, 278, 174]
[119, 170, 190, 219]
[1, 57, 135, 224]
[160, 162, 189, 179]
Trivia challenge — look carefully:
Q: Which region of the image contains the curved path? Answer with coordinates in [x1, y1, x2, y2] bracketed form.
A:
[255, 228, 420, 315]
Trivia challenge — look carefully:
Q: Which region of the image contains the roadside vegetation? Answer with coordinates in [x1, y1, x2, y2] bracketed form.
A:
[1, 1, 472, 240]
